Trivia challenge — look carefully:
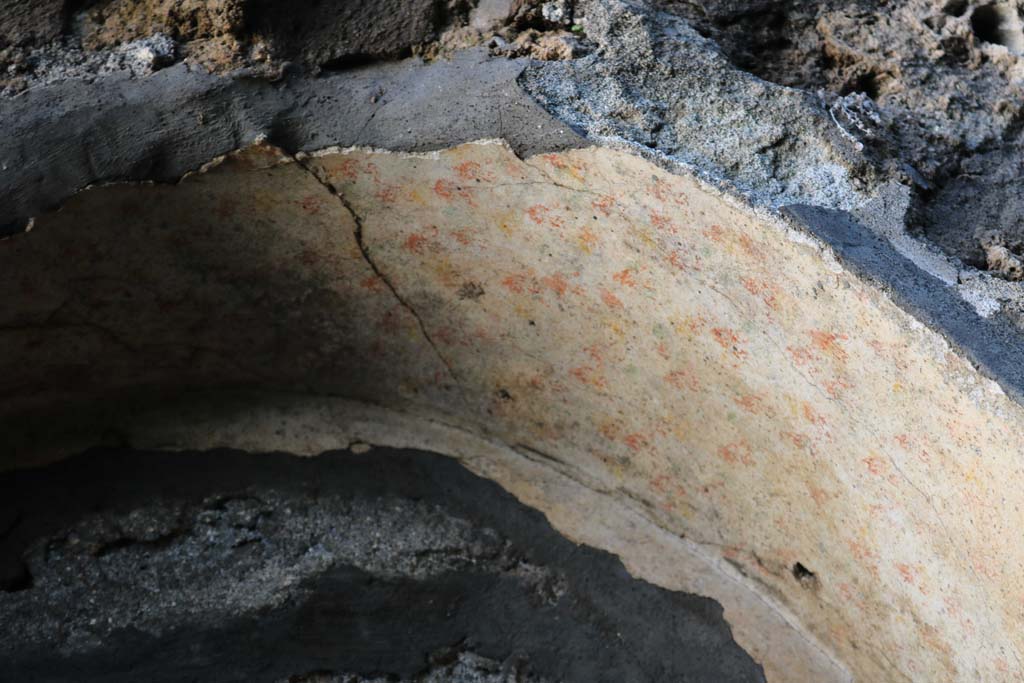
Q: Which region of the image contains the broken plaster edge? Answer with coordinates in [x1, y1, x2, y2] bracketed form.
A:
[118, 391, 853, 683]
[504, 134, 1024, 410]
[580, 126, 1024, 323]
[304, 132, 851, 282]
[3, 45, 1014, 336]
[586, 130, 1024, 409]
[564, 134, 1024, 414]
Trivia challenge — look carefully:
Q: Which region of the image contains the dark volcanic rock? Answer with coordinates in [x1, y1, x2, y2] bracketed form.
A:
[246, 0, 471, 67]
[0, 0, 65, 47]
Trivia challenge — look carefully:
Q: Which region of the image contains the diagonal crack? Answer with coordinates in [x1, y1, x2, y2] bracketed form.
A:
[290, 154, 464, 395]
[521, 157, 607, 198]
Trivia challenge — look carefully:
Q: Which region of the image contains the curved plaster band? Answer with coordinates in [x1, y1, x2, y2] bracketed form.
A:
[4, 138, 1024, 681]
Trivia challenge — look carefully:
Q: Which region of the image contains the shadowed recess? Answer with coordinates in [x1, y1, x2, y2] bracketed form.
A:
[0, 447, 765, 683]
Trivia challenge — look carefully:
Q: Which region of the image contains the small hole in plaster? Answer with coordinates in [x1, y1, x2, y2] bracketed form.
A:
[792, 562, 818, 589]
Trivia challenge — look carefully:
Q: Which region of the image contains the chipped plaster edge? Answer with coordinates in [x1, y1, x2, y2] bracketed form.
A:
[10, 135, 1024, 416]
[118, 391, 853, 683]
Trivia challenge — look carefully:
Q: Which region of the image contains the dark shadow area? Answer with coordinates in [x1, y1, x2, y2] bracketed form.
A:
[971, 3, 1024, 50]
[0, 447, 765, 683]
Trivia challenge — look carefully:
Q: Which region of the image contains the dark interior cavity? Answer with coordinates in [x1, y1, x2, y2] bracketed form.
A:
[0, 447, 766, 683]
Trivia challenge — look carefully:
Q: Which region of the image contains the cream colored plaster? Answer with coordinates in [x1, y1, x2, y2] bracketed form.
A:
[2, 141, 1023, 681]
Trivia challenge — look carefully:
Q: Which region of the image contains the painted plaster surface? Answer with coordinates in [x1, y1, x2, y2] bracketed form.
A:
[4, 141, 1024, 680]
[311, 143, 1024, 682]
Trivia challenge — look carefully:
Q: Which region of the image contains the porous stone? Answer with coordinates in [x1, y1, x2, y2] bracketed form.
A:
[5, 136, 1024, 681]
[243, 0, 459, 66]
[0, 0, 65, 47]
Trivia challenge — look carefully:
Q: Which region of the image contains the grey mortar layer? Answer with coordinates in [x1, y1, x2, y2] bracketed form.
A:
[0, 48, 585, 235]
[518, 0, 1024, 322]
[6, 2, 1024, 414]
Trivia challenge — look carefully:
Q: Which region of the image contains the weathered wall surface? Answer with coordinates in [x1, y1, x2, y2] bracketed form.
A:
[4, 140, 1024, 681]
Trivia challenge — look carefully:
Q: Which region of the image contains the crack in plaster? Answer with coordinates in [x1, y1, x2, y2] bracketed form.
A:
[3, 139, 990, 680]
[521, 158, 607, 198]
[0, 287, 270, 386]
[0, 296, 143, 356]
[291, 154, 467, 401]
